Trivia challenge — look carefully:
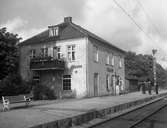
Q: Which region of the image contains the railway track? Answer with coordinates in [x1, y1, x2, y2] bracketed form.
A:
[130, 98, 167, 128]
[91, 97, 167, 128]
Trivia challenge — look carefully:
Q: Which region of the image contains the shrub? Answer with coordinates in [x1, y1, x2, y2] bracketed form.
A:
[0, 73, 31, 97]
[32, 82, 56, 100]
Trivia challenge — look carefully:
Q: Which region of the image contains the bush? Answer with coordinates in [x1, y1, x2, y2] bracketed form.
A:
[0, 74, 31, 97]
[32, 82, 56, 100]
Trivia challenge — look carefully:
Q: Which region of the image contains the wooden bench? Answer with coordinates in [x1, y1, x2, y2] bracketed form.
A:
[2, 93, 33, 111]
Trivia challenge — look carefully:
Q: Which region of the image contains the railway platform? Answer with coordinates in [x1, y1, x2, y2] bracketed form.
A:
[0, 90, 167, 128]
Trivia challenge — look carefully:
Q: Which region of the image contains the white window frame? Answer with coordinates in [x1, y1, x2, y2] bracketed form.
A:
[30, 49, 36, 58]
[111, 54, 114, 66]
[41, 47, 48, 57]
[48, 47, 53, 57]
[63, 75, 71, 91]
[67, 45, 76, 61]
[55, 27, 59, 36]
[49, 27, 59, 37]
[57, 46, 61, 59]
[119, 56, 122, 68]
[53, 46, 61, 59]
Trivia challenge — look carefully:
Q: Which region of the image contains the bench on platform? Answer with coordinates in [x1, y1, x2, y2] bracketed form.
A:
[2, 93, 33, 111]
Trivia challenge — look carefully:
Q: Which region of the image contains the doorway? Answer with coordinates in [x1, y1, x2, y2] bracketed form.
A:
[94, 73, 99, 96]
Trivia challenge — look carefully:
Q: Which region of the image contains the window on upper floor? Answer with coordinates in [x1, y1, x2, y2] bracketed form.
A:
[30, 49, 36, 58]
[53, 46, 61, 59]
[119, 56, 122, 68]
[57, 47, 61, 59]
[106, 53, 110, 65]
[53, 47, 57, 59]
[67, 45, 76, 61]
[93, 46, 98, 62]
[49, 27, 59, 37]
[111, 54, 114, 66]
[41, 47, 48, 57]
[48, 47, 53, 57]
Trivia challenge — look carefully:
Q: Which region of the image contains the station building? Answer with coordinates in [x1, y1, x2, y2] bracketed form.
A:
[19, 17, 126, 98]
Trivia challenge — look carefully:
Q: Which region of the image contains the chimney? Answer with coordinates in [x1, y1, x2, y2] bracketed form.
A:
[64, 17, 72, 23]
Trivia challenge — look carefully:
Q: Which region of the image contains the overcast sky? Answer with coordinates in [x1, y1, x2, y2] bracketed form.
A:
[0, 0, 167, 68]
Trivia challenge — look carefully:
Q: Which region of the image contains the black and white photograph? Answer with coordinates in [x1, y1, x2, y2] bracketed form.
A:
[0, 0, 167, 128]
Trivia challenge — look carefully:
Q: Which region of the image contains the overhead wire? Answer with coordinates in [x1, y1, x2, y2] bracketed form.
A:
[135, 0, 161, 38]
[112, 0, 157, 44]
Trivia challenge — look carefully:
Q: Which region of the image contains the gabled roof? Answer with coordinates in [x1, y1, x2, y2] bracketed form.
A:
[19, 18, 126, 53]
[69, 22, 125, 53]
[19, 22, 68, 46]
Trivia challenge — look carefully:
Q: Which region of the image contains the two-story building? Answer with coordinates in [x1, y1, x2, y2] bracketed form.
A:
[19, 17, 126, 98]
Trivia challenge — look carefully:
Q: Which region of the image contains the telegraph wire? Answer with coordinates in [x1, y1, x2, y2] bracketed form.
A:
[112, 0, 156, 43]
[135, 0, 161, 38]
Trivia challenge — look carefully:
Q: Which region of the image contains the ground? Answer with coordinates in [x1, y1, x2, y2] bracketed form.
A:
[0, 90, 167, 128]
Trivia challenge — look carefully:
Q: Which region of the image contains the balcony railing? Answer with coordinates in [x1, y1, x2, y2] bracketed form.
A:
[30, 56, 65, 70]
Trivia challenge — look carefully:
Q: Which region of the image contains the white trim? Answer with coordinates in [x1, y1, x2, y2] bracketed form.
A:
[62, 75, 72, 91]
[111, 54, 115, 66]
[67, 44, 76, 62]
[106, 53, 110, 65]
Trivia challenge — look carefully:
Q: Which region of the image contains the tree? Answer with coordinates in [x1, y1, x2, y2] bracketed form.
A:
[0, 27, 30, 96]
[0, 27, 21, 79]
[125, 51, 167, 88]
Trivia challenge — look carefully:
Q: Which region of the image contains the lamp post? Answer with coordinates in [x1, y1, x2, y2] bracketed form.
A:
[152, 49, 157, 94]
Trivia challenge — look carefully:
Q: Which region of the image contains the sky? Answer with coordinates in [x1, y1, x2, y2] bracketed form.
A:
[0, 0, 167, 68]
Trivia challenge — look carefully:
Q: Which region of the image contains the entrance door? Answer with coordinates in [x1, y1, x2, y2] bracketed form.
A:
[94, 73, 99, 96]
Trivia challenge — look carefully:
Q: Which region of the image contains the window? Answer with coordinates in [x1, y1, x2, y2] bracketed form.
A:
[94, 73, 99, 96]
[32, 72, 40, 81]
[57, 47, 61, 59]
[93, 46, 98, 62]
[49, 27, 59, 37]
[48, 47, 53, 57]
[67, 45, 76, 61]
[53, 46, 61, 59]
[106, 75, 110, 91]
[106, 54, 110, 65]
[63, 75, 71, 90]
[111, 54, 114, 66]
[120, 79, 124, 91]
[119, 56, 122, 68]
[41, 47, 48, 57]
[53, 47, 57, 59]
[30, 49, 36, 58]
[55, 27, 59, 36]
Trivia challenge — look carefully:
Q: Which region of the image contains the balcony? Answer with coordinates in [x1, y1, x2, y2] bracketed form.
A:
[30, 56, 65, 71]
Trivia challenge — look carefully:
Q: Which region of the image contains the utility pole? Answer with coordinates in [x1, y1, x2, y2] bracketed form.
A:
[152, 49, 157, 94]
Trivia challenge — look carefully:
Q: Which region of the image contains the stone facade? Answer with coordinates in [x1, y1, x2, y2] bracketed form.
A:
[86, 38, 125, 97]
[19, 17, 126, 99]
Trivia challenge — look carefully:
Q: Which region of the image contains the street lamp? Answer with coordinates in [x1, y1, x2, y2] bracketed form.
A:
[152, 49, 158, 94]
